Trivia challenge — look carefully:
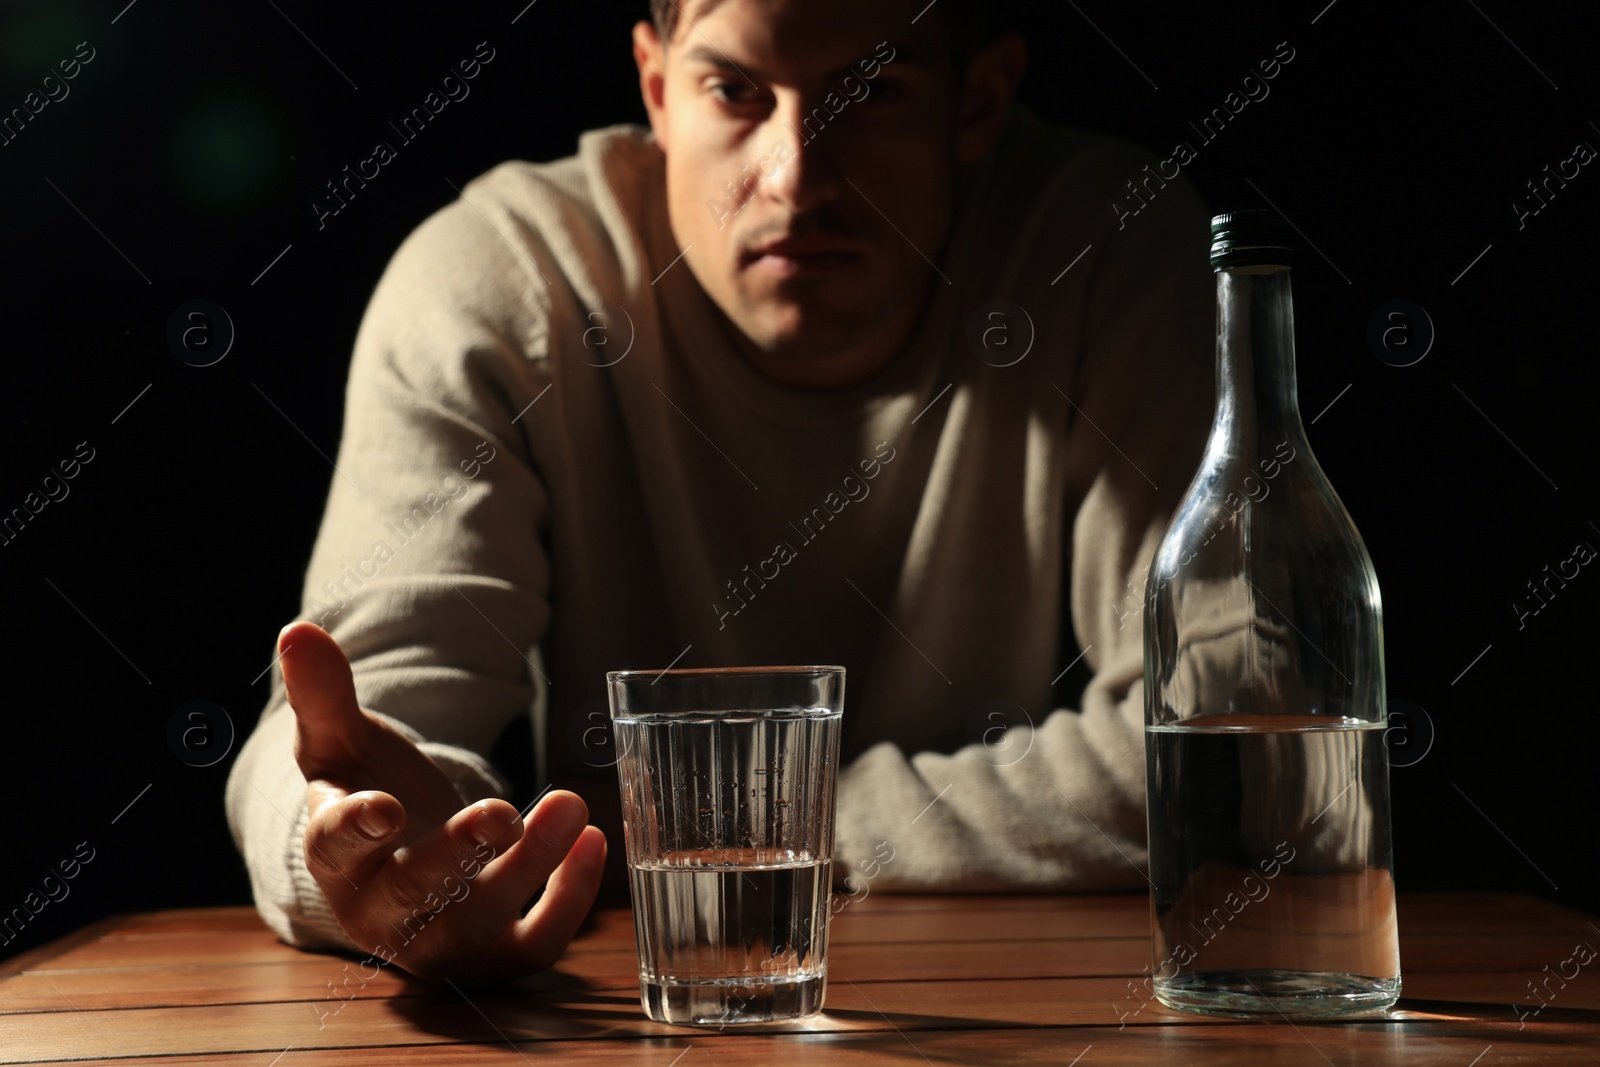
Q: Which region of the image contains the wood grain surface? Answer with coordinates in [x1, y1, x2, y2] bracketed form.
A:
[2, 891, 1596, 1064]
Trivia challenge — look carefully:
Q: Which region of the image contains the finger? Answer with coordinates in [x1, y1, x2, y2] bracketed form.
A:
[448, 825, 607, 985]
[371, 798, 535, 973]
[456, 793, 598, 965]
[279, 621, 369, 779]
[469, 791, 591, 892]
[506, 825, 607, 970]
[303, 788, 408, 891]
[399, 792, 588, 936]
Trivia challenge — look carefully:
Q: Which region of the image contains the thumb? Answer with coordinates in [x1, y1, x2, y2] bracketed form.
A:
[279, 621, 370, 781]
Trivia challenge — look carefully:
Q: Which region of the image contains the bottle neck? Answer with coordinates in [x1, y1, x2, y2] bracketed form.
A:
[1214, 266, 1306, 448]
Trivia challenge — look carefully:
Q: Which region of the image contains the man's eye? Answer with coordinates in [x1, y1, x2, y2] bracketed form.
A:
[710, 82, 761, 106]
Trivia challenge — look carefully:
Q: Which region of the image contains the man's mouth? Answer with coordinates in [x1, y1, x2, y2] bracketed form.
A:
[741, 236, 863, 278]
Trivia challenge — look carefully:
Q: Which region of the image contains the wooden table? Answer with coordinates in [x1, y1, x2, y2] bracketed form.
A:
[3, 892, 1597, 1064]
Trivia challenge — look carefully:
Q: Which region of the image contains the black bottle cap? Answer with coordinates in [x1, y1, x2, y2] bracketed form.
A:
[1210, 209, 1295, 269]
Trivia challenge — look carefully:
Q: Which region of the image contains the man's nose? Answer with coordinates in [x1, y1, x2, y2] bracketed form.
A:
[759, 99, 845, 214]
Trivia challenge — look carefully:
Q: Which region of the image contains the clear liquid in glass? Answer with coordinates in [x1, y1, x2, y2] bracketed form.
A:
[630, 852, 830, 1024]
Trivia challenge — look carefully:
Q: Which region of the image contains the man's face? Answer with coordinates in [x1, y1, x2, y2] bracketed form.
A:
[640, 0, 966, 368]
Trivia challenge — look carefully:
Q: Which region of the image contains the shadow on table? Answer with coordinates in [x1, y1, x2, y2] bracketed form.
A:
[388, 975, 1008, 1051]
[389, 982, 646, 1043]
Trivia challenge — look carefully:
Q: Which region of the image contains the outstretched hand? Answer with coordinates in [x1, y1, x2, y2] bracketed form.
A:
[279, 621, 606, 982]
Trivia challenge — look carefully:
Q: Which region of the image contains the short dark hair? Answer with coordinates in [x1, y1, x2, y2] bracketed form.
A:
[647, 0, 1004, 68]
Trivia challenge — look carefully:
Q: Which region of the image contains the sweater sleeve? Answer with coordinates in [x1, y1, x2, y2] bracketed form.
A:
[831, 155, 1215, 892]
[225, 188, 553, 950]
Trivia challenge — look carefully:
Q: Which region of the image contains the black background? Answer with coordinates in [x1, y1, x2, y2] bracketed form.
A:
[3, 0, 1596, 962]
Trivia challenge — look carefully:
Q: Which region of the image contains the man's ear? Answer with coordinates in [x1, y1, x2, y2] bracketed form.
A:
[956, 31, 1028, 164]
[633, 20, 670, 152]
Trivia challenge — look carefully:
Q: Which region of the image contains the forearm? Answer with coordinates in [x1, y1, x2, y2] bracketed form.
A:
[225, 701, 353, 952]
[224, 189, 561, 951]
[832, 645, 1148, 893]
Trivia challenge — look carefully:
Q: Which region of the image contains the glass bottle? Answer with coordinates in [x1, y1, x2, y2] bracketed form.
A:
[1141, 210, 1401, 1018]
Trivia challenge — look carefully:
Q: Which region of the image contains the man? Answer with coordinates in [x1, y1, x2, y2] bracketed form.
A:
[226, 0, 1214, 981]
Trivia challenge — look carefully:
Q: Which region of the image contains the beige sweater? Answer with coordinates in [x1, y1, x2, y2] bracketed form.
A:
[225, 102, 1215, 953]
